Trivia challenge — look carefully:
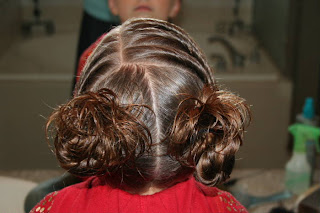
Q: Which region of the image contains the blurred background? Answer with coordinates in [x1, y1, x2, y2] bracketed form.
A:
[0, 0, 319, 212]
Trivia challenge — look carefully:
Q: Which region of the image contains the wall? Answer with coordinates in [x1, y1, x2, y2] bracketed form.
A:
[253, 0, 320, 126]
[252, 0, 290, 75]
[0, 0, 21, 57]
[290, 0, 320, 121]
[0, 81, 71, 169]
[223, 79, 292, 169]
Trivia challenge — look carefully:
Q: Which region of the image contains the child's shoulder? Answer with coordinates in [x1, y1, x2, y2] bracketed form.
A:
[29, 177, 100, 213]
[29, 191, 58, 213]
[214, 188, 248, 212]
[195, 181, 248, 213]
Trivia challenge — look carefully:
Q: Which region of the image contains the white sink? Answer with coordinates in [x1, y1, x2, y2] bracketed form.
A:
[0, 176, 36, 213]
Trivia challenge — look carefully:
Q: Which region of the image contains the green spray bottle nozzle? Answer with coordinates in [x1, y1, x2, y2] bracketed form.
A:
[289, 123, 320, 153]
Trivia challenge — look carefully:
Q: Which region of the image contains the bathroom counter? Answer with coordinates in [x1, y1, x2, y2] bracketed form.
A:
[230, 169, 319, 212]
[1, 169, 319, 212]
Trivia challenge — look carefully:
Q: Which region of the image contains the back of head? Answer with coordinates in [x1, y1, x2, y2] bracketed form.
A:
[47, 18, 250, 192]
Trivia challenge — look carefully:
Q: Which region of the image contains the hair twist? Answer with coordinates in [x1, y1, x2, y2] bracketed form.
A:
[169, 85, 250, 186]
[46, 88, 152, 177]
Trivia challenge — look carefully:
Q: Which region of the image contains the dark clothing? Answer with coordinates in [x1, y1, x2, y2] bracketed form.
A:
[72, 10, 119, 92]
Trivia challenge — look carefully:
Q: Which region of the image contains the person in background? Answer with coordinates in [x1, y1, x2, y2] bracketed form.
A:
[25, 1, 181, 212]
[73, 0, 181, 90]
[31, 18, 251, 213]
[72, 0, 120, 93]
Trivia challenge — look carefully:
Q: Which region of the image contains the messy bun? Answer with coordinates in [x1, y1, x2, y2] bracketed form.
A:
[46, 89, 152, 177]
[169, 85, 250, 186]
[47, 18, 250, 190]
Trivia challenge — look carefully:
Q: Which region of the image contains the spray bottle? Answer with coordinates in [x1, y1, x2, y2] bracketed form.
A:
[295, 97, 319, 184]
[285, 123, 320, 194]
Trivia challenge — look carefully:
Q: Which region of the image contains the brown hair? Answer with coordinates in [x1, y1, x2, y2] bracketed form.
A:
[47, 18, 250, 191]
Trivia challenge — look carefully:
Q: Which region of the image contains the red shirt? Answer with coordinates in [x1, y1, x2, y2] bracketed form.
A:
[30, 176, 247, 213]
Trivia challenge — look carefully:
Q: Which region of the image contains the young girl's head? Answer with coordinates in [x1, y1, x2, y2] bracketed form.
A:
[108, 0, 181, 22]
[48, 18, 250, 192]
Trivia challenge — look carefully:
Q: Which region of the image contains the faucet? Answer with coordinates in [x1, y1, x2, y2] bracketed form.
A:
[210, 53, 227, 71]
[229, 0, 245, 35]
[208, 36, 245, 67]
